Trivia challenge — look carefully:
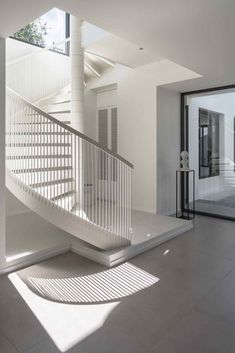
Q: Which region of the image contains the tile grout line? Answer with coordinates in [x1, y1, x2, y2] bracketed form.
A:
[0, 328, 21, 353]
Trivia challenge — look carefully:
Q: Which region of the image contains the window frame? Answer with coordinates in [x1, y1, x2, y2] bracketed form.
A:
[198, 108, 220, 180]
[10, 12, 70, 56]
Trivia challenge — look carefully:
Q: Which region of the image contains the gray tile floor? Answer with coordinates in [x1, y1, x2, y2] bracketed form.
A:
[1, 215, 235, 352]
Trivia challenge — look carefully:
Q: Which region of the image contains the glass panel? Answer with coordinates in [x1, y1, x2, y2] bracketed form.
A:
[199, 109, 220, 179]
[187, 90, 235, 219]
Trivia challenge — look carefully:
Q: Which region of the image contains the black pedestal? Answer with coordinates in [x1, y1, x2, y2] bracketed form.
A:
[176, 169, 195, 220]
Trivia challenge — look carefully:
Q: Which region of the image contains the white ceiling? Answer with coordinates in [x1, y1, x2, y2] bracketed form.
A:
[1, 0, 235, 91]
[86, 35, 161, 68]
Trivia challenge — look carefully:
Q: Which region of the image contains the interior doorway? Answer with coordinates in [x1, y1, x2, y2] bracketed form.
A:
[96, 85, 117, 153]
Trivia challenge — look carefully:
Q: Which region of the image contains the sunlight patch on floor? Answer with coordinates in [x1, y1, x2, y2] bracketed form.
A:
[9, 263, 159, 352]
[9, 273, 119, 352]
[25, 262, 159, 303]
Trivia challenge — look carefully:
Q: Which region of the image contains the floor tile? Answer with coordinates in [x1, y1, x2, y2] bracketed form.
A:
[0, 296, 47, 352]
[196, 266, 235, 326]
[0, 331, 18, 353]
[0, 275, 20, 307]
[150, 310, 235, 353]
[104, 290, 193, 350]
[130, 238, 235, 301]
[71, 326, 146, 353]
[24, 327, 146, 353]
[1, 215, 235, 353]
[23, 338, 59, 353]
[170, 216, 235, 262]
[18, 252, 105, 280]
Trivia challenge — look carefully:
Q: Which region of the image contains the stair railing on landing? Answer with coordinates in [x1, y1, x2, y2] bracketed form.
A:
[6, 88, 133, 243]
[7, 38, 71, 104]
[7, 37, 115, 105]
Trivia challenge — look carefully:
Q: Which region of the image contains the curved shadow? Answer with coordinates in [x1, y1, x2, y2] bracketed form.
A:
[21, 262, 159, 304]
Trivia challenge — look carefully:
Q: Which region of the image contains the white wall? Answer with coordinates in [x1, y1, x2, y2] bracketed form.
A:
[0, 38, 6, 268]
[157, 87, 181, 215]
[89, 60, 198, 213]
[188, 92, 235, 199]
[117, 69, 157, 212]
[6, 190, 30, 217]
[7, 37, 40, 62]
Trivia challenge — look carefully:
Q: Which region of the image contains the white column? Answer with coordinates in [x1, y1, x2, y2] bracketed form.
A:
[70, 16, 84, 133]
[0, 38, 6, 269]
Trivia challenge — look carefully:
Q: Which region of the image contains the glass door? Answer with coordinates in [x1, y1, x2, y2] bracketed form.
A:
[183, 89, 235, 219]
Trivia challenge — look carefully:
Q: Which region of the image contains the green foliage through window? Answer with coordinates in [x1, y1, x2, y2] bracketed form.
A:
[13, 19, 48, 47]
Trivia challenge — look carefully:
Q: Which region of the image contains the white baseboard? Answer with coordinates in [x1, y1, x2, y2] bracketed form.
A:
[0, 218, 193, 274]
[0, 244, 70, 276]
[71, 220, 193, 268]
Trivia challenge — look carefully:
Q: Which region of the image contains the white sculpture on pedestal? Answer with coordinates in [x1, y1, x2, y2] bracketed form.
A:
[180, 150, 190, 171]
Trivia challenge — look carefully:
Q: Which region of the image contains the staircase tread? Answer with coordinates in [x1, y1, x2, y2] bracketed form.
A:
[6, 143, 71, 147]
[11, 121, 71, 125]
[7, 154, 72, 160]
[7, 132, 71, 135]
[30, 178, 74, 189]
[13, 166, 73, 174]
[50, 190, 75, 202]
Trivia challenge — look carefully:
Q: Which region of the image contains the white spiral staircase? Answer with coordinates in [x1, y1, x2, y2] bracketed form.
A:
[6, 39, 133, 251]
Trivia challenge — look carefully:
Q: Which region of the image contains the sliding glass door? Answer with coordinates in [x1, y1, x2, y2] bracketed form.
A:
[182, 88, 235, 220]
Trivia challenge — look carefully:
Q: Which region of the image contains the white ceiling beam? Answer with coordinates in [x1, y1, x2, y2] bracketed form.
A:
[84, 61, 101, 78]
[85, 51, 115, 67]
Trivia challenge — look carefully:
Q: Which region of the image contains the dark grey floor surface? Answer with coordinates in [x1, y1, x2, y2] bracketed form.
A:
[1, 215, 235, 352]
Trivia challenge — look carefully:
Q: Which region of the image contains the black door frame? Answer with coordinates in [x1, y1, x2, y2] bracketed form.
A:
[181, 84, 235, 221]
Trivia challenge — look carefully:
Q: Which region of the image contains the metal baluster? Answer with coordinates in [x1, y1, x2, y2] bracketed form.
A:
[124, 164, 127, 238]
[98, 149, 101, 228]
[63, 129, 65, 211]
[43, 115, 45, 199]
[116, 160, 118, 235]
[21, 100, 25, 184]
[83, 139, 85, 220]
[46, 117, 49, 201]
[111, 157, 113, 232]
[91, 144, 94, 224]
[59, 125, 62, 207]
[27, 105, 30, 188]
[108, 155, 110, 231]
[84, 141, 86, 219]
[53, 122, 55, 204]
[85, 142, 88, 220]
[95, 147, 98, 226]
[120, 162, 122, 237]
[74, 135, 77, 214]
[105, 153, 107, 230]
[102, 151, 104, 228]
[56, 122, 58, 204]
